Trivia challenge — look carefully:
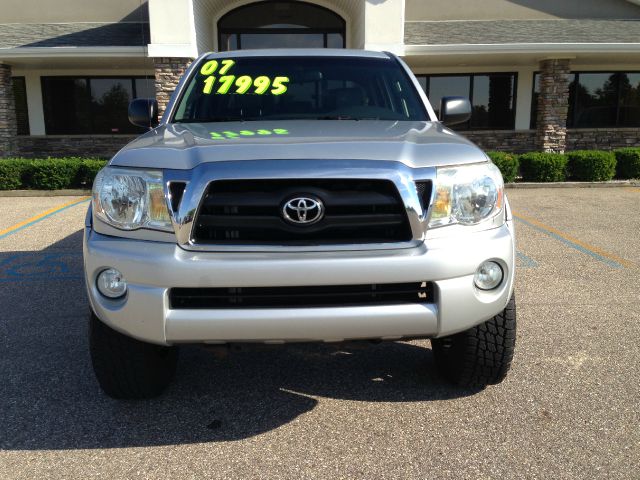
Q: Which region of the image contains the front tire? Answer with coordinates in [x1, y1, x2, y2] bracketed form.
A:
[89, 311, 178, 399]
[432, 294, 516, 388]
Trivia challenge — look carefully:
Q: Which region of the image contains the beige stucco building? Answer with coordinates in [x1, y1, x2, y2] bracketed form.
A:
[1, 0, 639, 157]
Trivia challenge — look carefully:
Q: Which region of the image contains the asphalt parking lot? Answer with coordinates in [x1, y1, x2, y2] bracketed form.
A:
[0, 187, 638, 479]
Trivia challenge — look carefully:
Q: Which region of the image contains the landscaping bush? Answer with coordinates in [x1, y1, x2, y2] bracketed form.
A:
[487, 151, 519, 183]
[28, 158, 84, 189]
[613, 148, 640, 179]
[0, 157, 107, 190]
[77, 159, 107, 187]
[518, 152, 568, 182]
[566, 150, 616, 181]
[0, 159, 30, 190]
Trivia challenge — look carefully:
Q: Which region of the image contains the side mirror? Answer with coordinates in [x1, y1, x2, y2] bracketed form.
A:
[128, 98, 159, 129]
[439, 96, 471, 126]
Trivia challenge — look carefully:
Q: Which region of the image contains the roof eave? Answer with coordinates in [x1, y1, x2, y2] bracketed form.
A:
[0, 46, 147, 59]
[404, 43, 640, 56]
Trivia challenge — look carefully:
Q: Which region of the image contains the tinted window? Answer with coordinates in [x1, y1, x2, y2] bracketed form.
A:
[570, 73, 618, 128]
[42, 78, 91, 134]
[534, 71, 640, 129]
[428, 76, 470, 119]
[619, 73, 640, 127]
[530, 73, 540, 129]
[90, 79, 134, 134]
[174, 56, 428, 122]
[11, 77, 29, 135]
[218, 1, 345, 51]
[327, 33, 343, 48]
[417, 73, 516, 130]
[42, 77, 155, 135]
[239, 33, 325, 49]
[135, 78, 155, 99]
[471, 74, 515, 129]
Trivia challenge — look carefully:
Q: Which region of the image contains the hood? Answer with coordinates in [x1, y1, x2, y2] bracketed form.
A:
[111, 120, 487, 170]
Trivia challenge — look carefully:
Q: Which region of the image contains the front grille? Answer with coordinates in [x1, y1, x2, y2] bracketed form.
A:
[192, 179, 414, 245]
[169, 282, 434, 309]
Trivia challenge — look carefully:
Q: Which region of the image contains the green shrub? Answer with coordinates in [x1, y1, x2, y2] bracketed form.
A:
[566, 150, 616, 181]
[0, 159, 30, 190]
[487, 151, 519, 183]
[613, 148, 640, 179]
[518, 152, 568, 182]
[76, 159, 107, 187]
[0, 157, 106, 190]
[28, 159, 83, 189]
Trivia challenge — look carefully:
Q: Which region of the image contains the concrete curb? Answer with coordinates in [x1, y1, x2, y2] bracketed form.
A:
[505, 181, 640, 189]
[0, 189, 91, 197]
[0, 181, 638, 197]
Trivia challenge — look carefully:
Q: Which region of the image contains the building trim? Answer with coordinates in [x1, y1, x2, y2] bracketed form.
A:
[147, 43, 198, 58]
[365, 43, 404, 55]
[186, 0, 199, 57]
[0, 46, 147, 59]
[514, 67, 535, 131]
[404, 43, 640, 56]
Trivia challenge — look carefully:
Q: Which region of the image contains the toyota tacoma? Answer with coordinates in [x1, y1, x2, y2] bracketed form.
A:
[85, 49, 516, 399]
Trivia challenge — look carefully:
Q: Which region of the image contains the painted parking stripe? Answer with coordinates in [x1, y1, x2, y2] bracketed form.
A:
[516, 251, 538, 268]
[0, 252, 83, 282]
[513, 211, 634, 269]
[0, 197, 90, 240]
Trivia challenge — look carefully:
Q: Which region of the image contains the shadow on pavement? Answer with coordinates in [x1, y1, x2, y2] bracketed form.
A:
[0, 229, 475, 451]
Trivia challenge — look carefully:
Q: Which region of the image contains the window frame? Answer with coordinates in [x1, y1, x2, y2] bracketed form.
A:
[217, 0, 346, 51]
[416, 72, 518, 130]
[40, 75, 154, 135]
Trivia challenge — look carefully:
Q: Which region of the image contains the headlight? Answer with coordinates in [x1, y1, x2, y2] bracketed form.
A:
[429, 162, 504, 228]
[92, 167, 172, 231]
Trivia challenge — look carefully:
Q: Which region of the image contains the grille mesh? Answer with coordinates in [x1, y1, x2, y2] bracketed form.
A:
[192, 179, 415, 245]
[169, 282, 434, 309]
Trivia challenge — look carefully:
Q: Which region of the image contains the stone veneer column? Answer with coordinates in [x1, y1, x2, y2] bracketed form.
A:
[535, 59, 571, 153]
[153, 57, 193, 118]
[0, 63, 17, 157]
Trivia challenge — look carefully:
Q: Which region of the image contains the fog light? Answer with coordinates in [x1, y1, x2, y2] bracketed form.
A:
[474, 261, 503, 290]
[96, 268, 127, 298]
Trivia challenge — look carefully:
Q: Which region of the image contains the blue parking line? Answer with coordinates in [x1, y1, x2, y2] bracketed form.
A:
[516, 251, 538, 268]
[0, 252, 83, 282]
[514, 216, 625, 269]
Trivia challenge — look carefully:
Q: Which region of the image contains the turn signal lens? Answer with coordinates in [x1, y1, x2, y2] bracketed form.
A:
[148, 182, 172, 227]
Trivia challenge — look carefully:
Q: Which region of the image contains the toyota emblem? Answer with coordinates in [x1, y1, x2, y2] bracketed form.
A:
[282, 196, 324, 225]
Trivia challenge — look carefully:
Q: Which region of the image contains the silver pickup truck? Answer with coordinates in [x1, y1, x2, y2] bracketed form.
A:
[85, 49, 516, 399]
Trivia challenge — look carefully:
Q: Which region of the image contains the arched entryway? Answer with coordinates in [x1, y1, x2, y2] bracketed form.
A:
[217, 1, 346, 51]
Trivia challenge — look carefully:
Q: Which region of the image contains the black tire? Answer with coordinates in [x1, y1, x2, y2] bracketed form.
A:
[431, 294, 516, 389]
[89, 311, 178, 399]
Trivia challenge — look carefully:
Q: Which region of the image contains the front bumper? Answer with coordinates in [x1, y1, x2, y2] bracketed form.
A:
[84, 221, 515, 346]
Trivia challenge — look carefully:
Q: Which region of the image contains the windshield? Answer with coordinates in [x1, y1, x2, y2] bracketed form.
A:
[172, 55, 428, 123]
